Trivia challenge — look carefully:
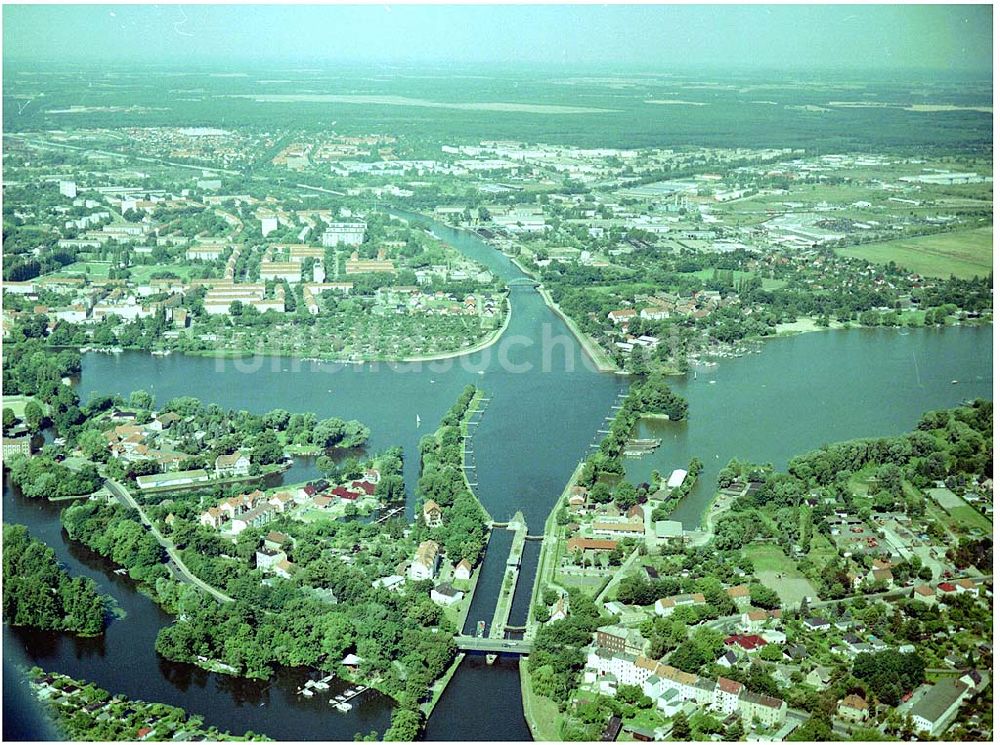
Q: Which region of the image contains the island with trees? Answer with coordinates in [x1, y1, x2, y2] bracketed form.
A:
[3, 524, 112, 637]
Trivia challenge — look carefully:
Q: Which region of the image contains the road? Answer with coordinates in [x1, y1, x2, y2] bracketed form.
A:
[105, 479, 234, 604]
[454, 635, 533, 655]
[595, 546, 642, 606]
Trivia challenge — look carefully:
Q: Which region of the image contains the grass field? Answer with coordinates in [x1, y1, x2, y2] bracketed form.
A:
[947, 504, 991, 533]
[805, 533, 838, 565]
[928, 489, 991, 532]
[520, 661, 565, 742]
[52, 261, 112, 278]
[555, 571, 606, 597]
[835, 227, 992, 279]
[745, 544, 817, 606]
[126, 264, 201, 283]
[2, 395, 46, 418]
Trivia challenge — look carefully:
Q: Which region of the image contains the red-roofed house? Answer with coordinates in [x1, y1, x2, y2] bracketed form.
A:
[567, 537, 618, 553]
[725, 634, 768, 654]
[937, 582, 958, 595]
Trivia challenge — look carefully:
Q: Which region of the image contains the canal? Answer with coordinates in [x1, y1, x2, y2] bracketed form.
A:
[3, 213, 993, 741]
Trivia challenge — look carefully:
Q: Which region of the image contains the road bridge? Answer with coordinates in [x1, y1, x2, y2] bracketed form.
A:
[454, 636, 533, 655]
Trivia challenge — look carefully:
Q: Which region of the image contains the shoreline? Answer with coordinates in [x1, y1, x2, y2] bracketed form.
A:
[536, 285, 621, 374]
[398, 294, 512, 364]
[423, 216, 621, 374]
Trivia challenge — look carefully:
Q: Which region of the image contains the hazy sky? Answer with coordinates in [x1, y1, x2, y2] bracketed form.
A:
[2, 4, 993, 73]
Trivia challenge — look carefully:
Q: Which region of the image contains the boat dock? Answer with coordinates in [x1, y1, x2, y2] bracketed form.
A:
[624, 437, 661, 457]
[329, 684, 370, 712]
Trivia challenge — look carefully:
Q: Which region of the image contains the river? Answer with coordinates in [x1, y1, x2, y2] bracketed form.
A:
[3, 214, 992, 741]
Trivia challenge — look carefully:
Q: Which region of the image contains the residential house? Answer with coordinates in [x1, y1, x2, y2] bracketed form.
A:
[409, 540, 440, 581]
[566, 537, 619, 554]
[430, 583, 464, 606]
[423, 500, 443, 528]
[956, 578, 980, 596]
[268, 492, 295, 513]
[837, 694, 868, 723]
[739, 690, 787, 729]
[654, 593, 707, 617]
[215, 451, 251, 477]
[717, 650, 739, 669]
[592, 521, 645, 538]
[372, 575, 405, 593]
[199, 507, 224, 529]
[454, 559, 472, 581]
[549, 596, 568, 623]
[803, 616, 831, 632]
[595, 625, 646, 656]
[264, 531, 290, 551]
[255, 548, 287, 571]
[713, 677, 744, 715]
[230, 504, 275, 535]
[274, 559, 295, 579]
[725, 634, 768, 655]
[805, 665, 833, 688]
[726, 585, 752, 610]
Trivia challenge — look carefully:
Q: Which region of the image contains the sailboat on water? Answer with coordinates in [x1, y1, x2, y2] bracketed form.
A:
[416, 414, 421, 427]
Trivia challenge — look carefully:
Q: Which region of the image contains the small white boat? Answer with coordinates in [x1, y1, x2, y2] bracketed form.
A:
[416, 414, 421, 427]
[301, 689, 314, 697]
[335, 702, 352, 712]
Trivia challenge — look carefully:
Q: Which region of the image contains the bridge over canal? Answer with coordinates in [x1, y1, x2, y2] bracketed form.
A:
[453, 636, 534, 655]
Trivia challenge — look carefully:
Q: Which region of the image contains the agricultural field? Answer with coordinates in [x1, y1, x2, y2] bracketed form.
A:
[835, 226, 993, 279]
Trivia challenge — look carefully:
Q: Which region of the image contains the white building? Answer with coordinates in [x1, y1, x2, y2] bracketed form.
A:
[261, 216, 279, 237]
[321, 222, 366, 247]
[430, 583, 464, 606]
[666, 469, 688, 489]
[409, 540, 440, 581]
[59, 181, 77, 198]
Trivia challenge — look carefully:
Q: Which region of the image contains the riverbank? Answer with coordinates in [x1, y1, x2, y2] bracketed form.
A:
[459, 388, 493, 523]
[536, 285, 620, 373]
[519, 657, 565, 742]
[526, 460, 585, 628]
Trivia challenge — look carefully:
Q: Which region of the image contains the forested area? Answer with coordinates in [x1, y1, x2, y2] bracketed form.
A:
[66, 391, 370, 488]
[3, 336, 85, 435]
[6, 455, 102, 499]
[2, 524, 109, 636]
[61, 501, 169, 589]
[64, 493, 456, 738]
[526, 590, 603, 707]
